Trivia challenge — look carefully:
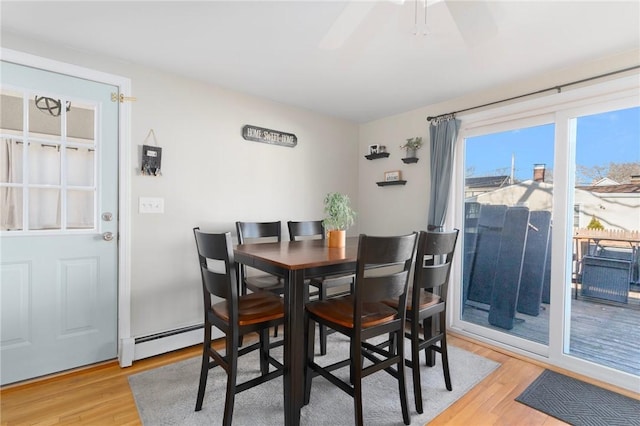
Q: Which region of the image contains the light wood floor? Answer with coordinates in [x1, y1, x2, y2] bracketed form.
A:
[1, 332, 638, 425]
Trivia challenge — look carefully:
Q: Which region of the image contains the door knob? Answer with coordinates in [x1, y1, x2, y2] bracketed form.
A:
[102, 232, 114, 241]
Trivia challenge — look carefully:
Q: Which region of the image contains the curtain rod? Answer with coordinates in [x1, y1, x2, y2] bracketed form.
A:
[426, 65, 640, 122]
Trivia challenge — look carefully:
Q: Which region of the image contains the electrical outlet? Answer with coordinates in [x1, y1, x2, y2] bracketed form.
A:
[139, 197, 164, 214]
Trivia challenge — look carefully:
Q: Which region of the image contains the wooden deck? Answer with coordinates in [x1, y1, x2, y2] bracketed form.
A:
[462, 296, 640, 376]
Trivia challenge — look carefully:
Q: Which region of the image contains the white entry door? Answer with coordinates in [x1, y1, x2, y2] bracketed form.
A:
[0, 60, 119, 385]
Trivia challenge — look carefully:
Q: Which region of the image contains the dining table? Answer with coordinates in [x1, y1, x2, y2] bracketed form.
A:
[234, 236, 359, 426]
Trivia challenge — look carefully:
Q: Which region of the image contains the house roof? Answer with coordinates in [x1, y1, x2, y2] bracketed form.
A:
[576, 183, 640, 194]
[466, 176, 510, 189]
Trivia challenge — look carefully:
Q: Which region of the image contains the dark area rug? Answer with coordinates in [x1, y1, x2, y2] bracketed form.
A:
[516, 369, 640, 426]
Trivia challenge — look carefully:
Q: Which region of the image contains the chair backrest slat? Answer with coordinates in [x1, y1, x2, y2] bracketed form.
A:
[288, 220, 325, 241]
[413, 229, 459, 301]
[354, 233, 418, 324]
[236, 221, 282, 243]
[194, 228, 237, 315]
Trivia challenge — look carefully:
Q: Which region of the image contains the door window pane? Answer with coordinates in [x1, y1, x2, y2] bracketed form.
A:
[0, 138, 23, 183]
[570, 106, 640, 376]
[0, 89, 24, 137]
[66, 147, 94, 187]
[67, 189, 94, 229]
[0, 186, 23, 230]
[29, 188, 60, 230]
[463, 123, 554, 345]
[66, 100, 95, 144]
[28, 142, 60, 185]
[29, 96, 63, 141]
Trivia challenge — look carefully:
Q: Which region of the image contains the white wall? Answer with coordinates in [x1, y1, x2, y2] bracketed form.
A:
[1, 34, 359, 339]
[576, 191, 640, 231]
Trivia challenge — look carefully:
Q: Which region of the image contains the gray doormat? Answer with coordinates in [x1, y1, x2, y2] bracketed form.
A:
[515, 369, 640, 426]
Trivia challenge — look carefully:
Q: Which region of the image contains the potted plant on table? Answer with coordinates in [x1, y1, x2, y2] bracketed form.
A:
[323, 192, 356, 248]
[400, 136, 423, 160]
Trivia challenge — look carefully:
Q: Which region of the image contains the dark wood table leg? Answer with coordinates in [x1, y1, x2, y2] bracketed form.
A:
[284, 269, 305, 426]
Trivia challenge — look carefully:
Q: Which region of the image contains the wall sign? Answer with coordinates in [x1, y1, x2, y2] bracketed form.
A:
[242, 125, 297, 148]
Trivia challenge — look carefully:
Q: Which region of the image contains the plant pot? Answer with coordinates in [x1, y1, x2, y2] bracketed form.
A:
[327, 230, 346, 248]
[406, 147, 417, 158]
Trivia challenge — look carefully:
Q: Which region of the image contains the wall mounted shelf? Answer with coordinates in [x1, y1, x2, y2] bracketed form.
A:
[401, 157, 419, 164]
[376, 180, 407, 187]
[365, 152, 390, 160]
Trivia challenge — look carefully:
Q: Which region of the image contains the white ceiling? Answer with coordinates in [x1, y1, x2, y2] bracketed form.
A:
[1, 1, 639, 123]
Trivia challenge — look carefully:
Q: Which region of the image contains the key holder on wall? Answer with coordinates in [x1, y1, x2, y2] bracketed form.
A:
[141, 129, 162, 176]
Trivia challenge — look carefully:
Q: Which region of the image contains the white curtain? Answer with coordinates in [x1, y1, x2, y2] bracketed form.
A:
[1, 139, 22, 230]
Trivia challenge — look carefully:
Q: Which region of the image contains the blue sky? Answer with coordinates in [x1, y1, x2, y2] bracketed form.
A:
[465, 106, 640, 182]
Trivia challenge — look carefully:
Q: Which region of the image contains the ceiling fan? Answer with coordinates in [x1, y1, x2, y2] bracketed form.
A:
[318, 0, 499, 50]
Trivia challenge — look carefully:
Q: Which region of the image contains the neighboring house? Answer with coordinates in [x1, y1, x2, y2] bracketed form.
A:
[465, 174, 640, 232]
[574, 180, 640, 231]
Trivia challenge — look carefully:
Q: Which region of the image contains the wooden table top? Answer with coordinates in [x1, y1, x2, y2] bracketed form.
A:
[234, 236, 359, 270]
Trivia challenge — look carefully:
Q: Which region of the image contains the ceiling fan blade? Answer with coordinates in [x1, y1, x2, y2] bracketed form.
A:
[318, 2, 378, 50]
[445, 0, 499, 46]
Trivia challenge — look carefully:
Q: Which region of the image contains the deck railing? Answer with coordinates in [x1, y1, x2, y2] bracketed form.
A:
[574, 228, 640, 244]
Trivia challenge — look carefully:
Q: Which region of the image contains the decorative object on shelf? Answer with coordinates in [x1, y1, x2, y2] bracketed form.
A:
[368, 144, 380, 155]
[400, 136, 423, 161]
[242, 124, 297, 148]
[322, 192, 356, 248]
[384, 170, 402, 182]
[377, 180, 407, 187]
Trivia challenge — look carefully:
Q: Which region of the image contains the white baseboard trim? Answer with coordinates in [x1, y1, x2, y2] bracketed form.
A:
[119, 337, 135, 367]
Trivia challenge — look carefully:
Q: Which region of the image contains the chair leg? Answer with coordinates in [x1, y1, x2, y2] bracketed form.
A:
[304, 315, 316, 405]
[396, 328, 410, 425]
[195, 326, 212, 411]
[352, 339, 364, 426]
[259, 328, 269, 375]
[440, 311, 452, 391]
[423, 317, 436, 366]
[411, 320, 424, 414]
[319, 284, 328, 355]
[223, 344, 238, 426]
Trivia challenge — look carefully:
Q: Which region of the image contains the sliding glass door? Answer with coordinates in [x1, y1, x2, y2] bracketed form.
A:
[450, 76, 639, 391]
[568, 105, 640, 376]
[459, 116, 554, 357]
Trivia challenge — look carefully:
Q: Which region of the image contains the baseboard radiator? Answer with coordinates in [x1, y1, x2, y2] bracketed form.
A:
[120, 324, 224, 367]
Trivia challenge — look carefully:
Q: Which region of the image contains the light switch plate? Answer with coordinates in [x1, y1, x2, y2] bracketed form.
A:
[139, 197, 164, 214]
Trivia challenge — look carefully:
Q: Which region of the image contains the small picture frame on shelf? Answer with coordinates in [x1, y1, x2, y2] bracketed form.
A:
[368, 144, 379, 155]
[384, 170, 401, 182]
